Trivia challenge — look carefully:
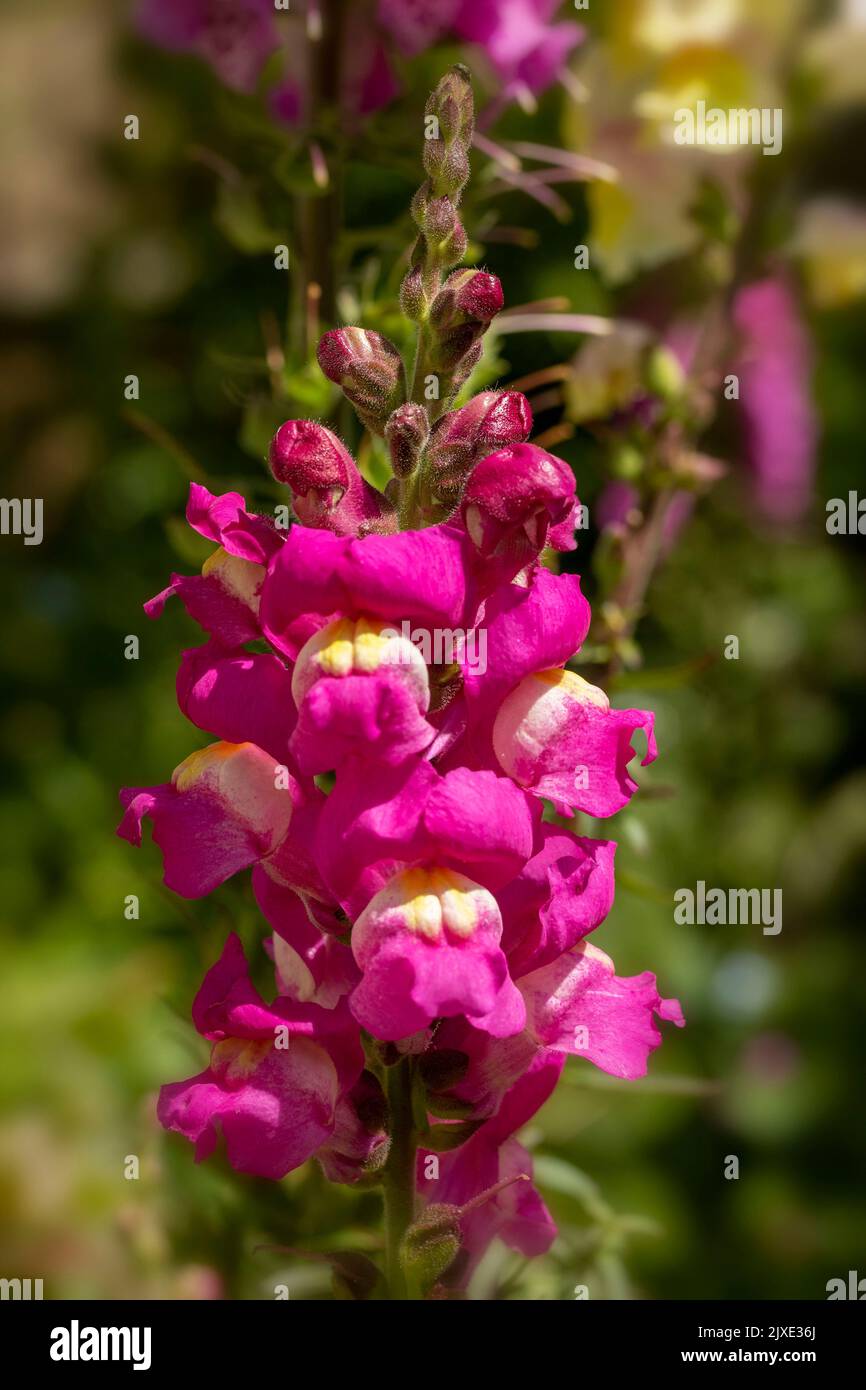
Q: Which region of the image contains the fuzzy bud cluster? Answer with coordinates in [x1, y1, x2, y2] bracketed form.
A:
[401, 66, 475, 321]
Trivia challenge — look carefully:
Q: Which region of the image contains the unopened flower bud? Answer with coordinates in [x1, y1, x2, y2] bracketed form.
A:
[427, 390, 533, 500]
[437, 94, 461, 145]
[399, 1204, 461, 1299]
[400, 266, 427, 322]
[439, 220, 468, 269]
[446, 341, 484, 403]
[431, 270, 504, 334]
[317, 328, 407, 436]
[385, 403, 430, 478]
[427, 271, 504, 374]
[269, 419, 394, 535]
[425, 195, 460, 243]
[462, 442, 578, 559]
[426, 65, 474, 152]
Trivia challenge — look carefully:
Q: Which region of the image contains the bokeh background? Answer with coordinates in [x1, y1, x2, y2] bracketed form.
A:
[2, 0, 865, 1300]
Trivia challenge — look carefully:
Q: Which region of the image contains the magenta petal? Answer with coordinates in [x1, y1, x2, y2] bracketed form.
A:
[520, 942, 685, 1079]
[118, 742, 295, 898]
[472, 568, 592, 705]
[733, 277, 817, 524]
[260, 523, 471, 657]
[423, 767, 537, 888]
[317, 758, 436, 916]
[377, 0, 458, 56]
[349, 868, 522, 1042]
[418, 1051, 562, 1278]
[254, 871, 359, 1009]
[500, 827, 617, 976]
[186, 483, 282, 564]
[350, 933, 520, 1042]
[158, 1038, 338, 1180]
[191, 931, 286, 1040]
[493, 670, 657, 817]
[146, 559, 266, 646]
[177, 641, 297, 764]
[318, 760, 536, 920]
[291, 672, 436, 774]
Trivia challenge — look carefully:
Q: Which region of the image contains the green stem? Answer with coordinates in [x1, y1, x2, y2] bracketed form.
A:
[295, 0, 345, 354]
[382, 1057, 417, 1299]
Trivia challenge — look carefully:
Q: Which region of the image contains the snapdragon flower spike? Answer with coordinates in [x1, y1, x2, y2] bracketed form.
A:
[158, 933, 363, 1179]
[492, 668, 657, 818]
[317, 328, 406, 436]
[118, 63, 684, 1294]
[269, 420, 394, 535]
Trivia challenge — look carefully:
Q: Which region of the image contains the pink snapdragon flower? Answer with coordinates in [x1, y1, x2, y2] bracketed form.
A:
[454, 0, 585, 102]
[158, 933, 363, 1178]
[137, 0, 279, 93]
[120, 66, 681, 1295]
[137, 0, 584, 124]
[733, 276, 818, 525]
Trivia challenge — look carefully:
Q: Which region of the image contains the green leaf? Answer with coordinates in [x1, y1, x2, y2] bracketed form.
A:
[532, 1155, 612, 1223]
[215, 181, 282, 255]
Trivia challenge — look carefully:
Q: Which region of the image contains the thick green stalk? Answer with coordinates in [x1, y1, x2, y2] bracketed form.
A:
[382, 1057, 417, 1299]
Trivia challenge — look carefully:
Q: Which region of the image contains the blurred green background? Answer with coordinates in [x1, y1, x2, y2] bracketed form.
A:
[1, 0, 865, 1299]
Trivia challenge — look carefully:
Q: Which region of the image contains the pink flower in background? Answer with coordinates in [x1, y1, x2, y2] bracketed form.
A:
[377, 0, 461, 57]
[137, 0, 279, 92]
[733, 276, 818, 525]
[137, 0, 585, 120]
[455, 0, 585, 99]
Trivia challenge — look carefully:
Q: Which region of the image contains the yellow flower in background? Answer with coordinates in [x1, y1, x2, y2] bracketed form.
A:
[565, 0, 842, 282]
[791, 200, 866, 309]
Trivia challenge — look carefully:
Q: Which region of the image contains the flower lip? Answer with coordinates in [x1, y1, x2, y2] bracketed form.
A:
[291, 615, 430, 708]
[353, 865, 496, 953]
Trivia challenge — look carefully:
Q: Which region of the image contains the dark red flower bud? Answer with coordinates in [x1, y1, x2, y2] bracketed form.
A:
[269, 420, 393, 535]
[317, 328, 406, 436]
[430, 270, 504, 333]
[427, 390, 533, 499]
